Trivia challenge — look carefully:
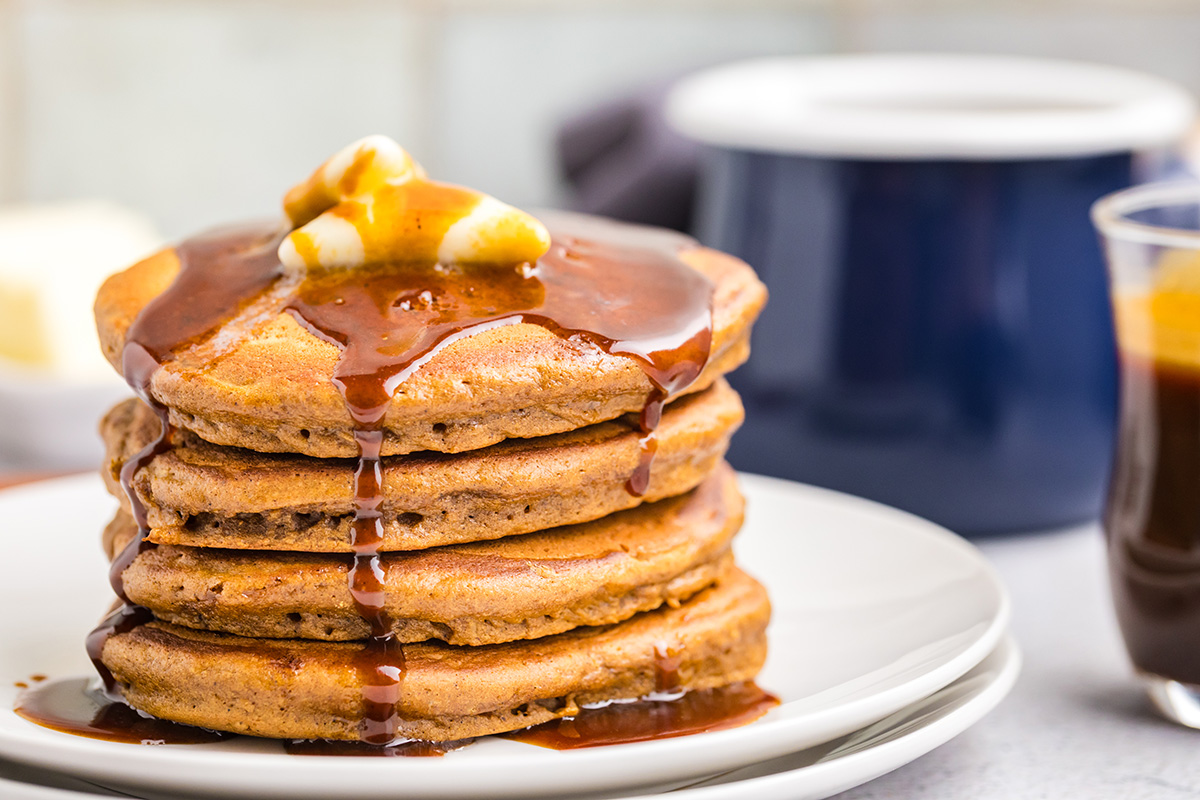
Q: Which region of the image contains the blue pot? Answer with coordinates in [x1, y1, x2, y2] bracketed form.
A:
[668, 55, 1195, 533]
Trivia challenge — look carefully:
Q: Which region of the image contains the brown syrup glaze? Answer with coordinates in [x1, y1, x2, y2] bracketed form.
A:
[85, 604, 154, 695]
[121, 223, 287, 365]
[628, 389, 666, 496]
[653, 643, 683, 693]
[285, 219, 712, 441]
[74, 212, 711, 748]
[350, 427, 405, 744]
[15, 678, 232, 745]
[505, 682, 778, 750]
[284, 738, 471, 757]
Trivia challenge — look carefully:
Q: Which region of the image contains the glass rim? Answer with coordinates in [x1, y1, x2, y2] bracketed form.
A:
[1092, 181, 1200, 249]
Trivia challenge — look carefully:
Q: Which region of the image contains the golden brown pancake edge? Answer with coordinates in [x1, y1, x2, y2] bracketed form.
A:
[102, 380, 743, 552]
[112, 465, 744, 645]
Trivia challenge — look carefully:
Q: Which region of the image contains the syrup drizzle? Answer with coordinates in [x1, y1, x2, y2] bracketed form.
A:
[86, 225, 286, 696]
[653, 642, 683, 694]
[79, 213, 712, 746]
[283, 215, 711, 743]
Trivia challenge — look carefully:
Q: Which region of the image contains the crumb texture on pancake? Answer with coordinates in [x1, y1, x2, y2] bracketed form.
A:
[101, 568, 770, 742]
[102, 380, 743, 552]
[113, 465, 743, 645]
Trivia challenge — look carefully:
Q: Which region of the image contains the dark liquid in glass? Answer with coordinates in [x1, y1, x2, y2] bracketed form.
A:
[1107, 352, 1200, 684]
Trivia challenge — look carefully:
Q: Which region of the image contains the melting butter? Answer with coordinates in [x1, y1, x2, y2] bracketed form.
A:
[279, 136, 550, 271]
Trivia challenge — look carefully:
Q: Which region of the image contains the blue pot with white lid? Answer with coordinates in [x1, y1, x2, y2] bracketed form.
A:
[666, 54, 1196, 534]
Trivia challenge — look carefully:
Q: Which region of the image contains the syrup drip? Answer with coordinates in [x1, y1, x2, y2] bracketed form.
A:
[629, 388, 667, 496]
[653, 642, 683, 693]
[349, 429, 405, 744]
[84, 603, 154, 696]
[85, 225, 286, 697]
[71, 214, 711, 748]
[505, 682, 778, 750]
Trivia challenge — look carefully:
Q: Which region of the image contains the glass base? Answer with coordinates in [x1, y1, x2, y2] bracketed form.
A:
[1142, 674, 1200, 728]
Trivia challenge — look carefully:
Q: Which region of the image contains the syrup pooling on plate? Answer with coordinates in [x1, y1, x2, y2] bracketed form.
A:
[16, 678, 232, 745]
[283, 738, 471, 757]
[504, 682, 779, 750]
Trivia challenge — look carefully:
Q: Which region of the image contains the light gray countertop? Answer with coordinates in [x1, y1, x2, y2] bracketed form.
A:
[836, 525, 1200, 800]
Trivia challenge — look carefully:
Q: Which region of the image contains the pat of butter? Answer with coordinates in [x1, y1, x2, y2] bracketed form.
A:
[279, 136, 550, 271]
[0, 202, 161, 375]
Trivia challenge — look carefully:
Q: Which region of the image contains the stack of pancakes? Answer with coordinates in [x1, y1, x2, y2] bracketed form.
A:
[91, 216, 770, 743]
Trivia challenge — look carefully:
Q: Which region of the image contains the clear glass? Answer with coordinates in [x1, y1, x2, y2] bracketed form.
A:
[1093, 182, 1200, 728]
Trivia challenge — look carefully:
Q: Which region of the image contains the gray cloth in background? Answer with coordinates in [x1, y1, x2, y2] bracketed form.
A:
[556, 83, 700, 233]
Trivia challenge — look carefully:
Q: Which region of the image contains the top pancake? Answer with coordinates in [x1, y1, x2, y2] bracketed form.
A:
[94, 214, 766, 458]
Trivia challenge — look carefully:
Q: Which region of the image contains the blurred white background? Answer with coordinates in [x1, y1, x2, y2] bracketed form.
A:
[1, 0, 1200, 473]
[4, 0, 1200, 238]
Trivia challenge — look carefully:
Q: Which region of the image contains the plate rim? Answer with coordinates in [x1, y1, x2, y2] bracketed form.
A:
[0, 634, 1022, 800]
[620, 632, 1022, 800]
[0, 473, 1011, 799]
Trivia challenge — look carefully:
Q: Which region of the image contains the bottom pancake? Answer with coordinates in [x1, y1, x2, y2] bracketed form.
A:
[100, 567, 770, 742]
[111, 464, 742, 645]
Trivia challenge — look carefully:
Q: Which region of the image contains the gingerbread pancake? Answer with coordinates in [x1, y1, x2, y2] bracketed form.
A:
[100, 567, 769, 742]
[94, 213, 766, 458]
[102, 380, 742, 553]
[108, 465, 741, 646]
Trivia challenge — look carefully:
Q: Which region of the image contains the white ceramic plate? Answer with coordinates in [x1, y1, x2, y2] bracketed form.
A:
[0, 779, 116, 800]
[611, 633, 1020, 800]
[0, 473, 1009, 800]
[0, 764, 127, 799]
[0, 635, 1020, 800]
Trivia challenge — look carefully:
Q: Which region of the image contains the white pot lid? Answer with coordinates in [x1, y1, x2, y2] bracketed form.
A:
[665, 54, 1197, 160]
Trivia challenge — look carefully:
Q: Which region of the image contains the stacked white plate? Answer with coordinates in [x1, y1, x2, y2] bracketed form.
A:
[0, 474, 1018, 800]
